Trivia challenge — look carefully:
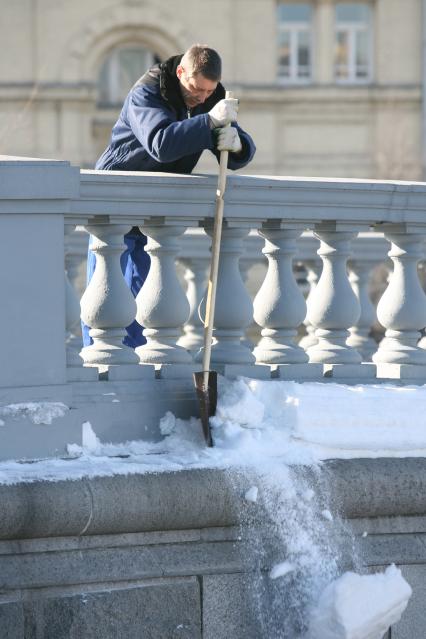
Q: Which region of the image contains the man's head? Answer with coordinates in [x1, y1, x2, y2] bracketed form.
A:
[176, 44, 221, 108]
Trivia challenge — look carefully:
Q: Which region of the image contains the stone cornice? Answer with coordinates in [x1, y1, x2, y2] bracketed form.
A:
[1, 460, 426, 540]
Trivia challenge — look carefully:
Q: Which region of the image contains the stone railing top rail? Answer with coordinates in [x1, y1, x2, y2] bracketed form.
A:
[2, 156, 426, 227]
[74, 170, 426, 227]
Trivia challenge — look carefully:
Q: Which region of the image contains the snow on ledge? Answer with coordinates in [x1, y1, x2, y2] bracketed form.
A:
[0, 402, 69, 425]
[1, 379, 426, 484]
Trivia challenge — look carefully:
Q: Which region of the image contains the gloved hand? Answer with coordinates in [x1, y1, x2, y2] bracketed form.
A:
[208, 98, 239, 128]
[215, 126, 243, 154]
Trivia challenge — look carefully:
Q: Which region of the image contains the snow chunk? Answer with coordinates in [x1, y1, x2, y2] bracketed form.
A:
[269, 561, 296, 580]
[0, 402, 68, 425]
[244, 485, 259, 503]
[160, 411, 176, 436]
[308, 564, 412, 639]
[304, 488, 315, 502]
[321, 509, 333, 522]
[82, 422, 101, 452]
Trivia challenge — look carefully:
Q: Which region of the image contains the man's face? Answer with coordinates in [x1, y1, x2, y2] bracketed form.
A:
[176, 65, 217, 108]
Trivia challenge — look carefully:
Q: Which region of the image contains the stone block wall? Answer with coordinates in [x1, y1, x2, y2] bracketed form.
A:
[1, 461, 426, 638]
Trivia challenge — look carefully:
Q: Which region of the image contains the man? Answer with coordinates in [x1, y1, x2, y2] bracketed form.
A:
[83, 44, 256, 348]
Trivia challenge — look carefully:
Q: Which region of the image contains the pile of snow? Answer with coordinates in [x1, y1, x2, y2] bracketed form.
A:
[212, 378, 426, 459]
[308, 565, 412, 639]
[1, 377, 426, 483]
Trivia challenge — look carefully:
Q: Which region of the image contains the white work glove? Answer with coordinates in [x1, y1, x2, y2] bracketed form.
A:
[215, 126, 243, 154]
[208, 98, 239, 128]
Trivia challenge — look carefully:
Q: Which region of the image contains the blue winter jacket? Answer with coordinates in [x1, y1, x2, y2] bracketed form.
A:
[95, 54, 256, 173]
[83, 55, 256, 349]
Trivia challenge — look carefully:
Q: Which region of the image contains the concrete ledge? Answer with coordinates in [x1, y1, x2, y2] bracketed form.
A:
[2, 459, 426, 541]
[325, 458, 426, 518]
[0, 469, 241, 540]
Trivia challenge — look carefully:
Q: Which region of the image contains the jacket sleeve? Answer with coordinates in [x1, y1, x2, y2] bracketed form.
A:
[127, 86, 215, 163]
[210, 123, 256, 171]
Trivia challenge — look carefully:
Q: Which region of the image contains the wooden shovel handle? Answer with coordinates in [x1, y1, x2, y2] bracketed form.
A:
[201, 91, 234, 386]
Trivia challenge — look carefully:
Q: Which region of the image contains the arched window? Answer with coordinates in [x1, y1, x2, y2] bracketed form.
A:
[98, 45, 161, 106]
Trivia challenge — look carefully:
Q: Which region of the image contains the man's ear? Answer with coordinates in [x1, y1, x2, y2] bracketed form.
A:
[176, 65, 183, 80]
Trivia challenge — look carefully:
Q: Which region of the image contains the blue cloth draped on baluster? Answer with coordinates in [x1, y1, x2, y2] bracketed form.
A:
[81, 228, 151, 348]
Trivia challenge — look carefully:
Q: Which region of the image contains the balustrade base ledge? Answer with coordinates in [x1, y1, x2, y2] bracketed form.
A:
[0, 411, 81, 462]
[375, 363, 426, 381]
[271, 363, 324, 380]
[323, 362, 377, 380]
[154, 363, 199, 379]
[216, 364, 272, 379]
[97, 363, 155, 381]
[66, 366, 99, 382]
[0, 378, 200, 462]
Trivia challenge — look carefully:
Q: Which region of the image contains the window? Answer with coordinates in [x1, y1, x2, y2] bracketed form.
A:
[277, 3, 313, 83]
[98, 46, 161, 106]
[334, 3, 372, 83]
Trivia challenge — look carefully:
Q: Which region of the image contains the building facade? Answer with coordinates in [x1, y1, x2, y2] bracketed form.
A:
[0, 0, 422, 179]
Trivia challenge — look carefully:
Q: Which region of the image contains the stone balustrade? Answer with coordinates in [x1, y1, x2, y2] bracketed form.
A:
[73, 170, 426, 381]
[2, 156, 426, 459]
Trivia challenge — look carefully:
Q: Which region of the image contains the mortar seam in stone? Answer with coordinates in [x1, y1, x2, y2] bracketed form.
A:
[197, 574, 203, 637]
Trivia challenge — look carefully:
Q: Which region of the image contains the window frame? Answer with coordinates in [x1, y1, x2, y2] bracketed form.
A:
[277, 3, 313, 85]
[334, 3, 373, 85]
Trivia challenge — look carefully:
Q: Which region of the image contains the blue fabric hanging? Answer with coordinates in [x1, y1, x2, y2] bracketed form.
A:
[82, 228, 151, 348]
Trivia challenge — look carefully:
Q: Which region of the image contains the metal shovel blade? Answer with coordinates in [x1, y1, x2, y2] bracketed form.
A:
[193, 370, 217, 447]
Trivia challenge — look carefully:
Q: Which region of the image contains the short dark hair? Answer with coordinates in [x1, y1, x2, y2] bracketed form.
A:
[180, 44, 222, 81]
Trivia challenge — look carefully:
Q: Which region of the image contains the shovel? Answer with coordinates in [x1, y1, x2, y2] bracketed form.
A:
[193, 90, 235, 447]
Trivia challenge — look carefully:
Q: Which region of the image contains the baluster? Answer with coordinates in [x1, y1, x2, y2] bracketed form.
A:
[239, 257, 263, 350]
[417, 258, 426, 349]
[196, 224, 263, 376]
[253, 227, 320, 378]
[177, 258, 207, 353]
[307, 226, 375, 379]
[64, 225, 82, 368]
[80, 224, 141, 375]
[373, 228, 426, 379]
[347, 259, 377, 361]
[65, 269, 81, 367]
[298, 260, 321, 351]
[64, 226, 89, 299]
[136, 224, 193, 372]
[64, 225, 98, 382]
